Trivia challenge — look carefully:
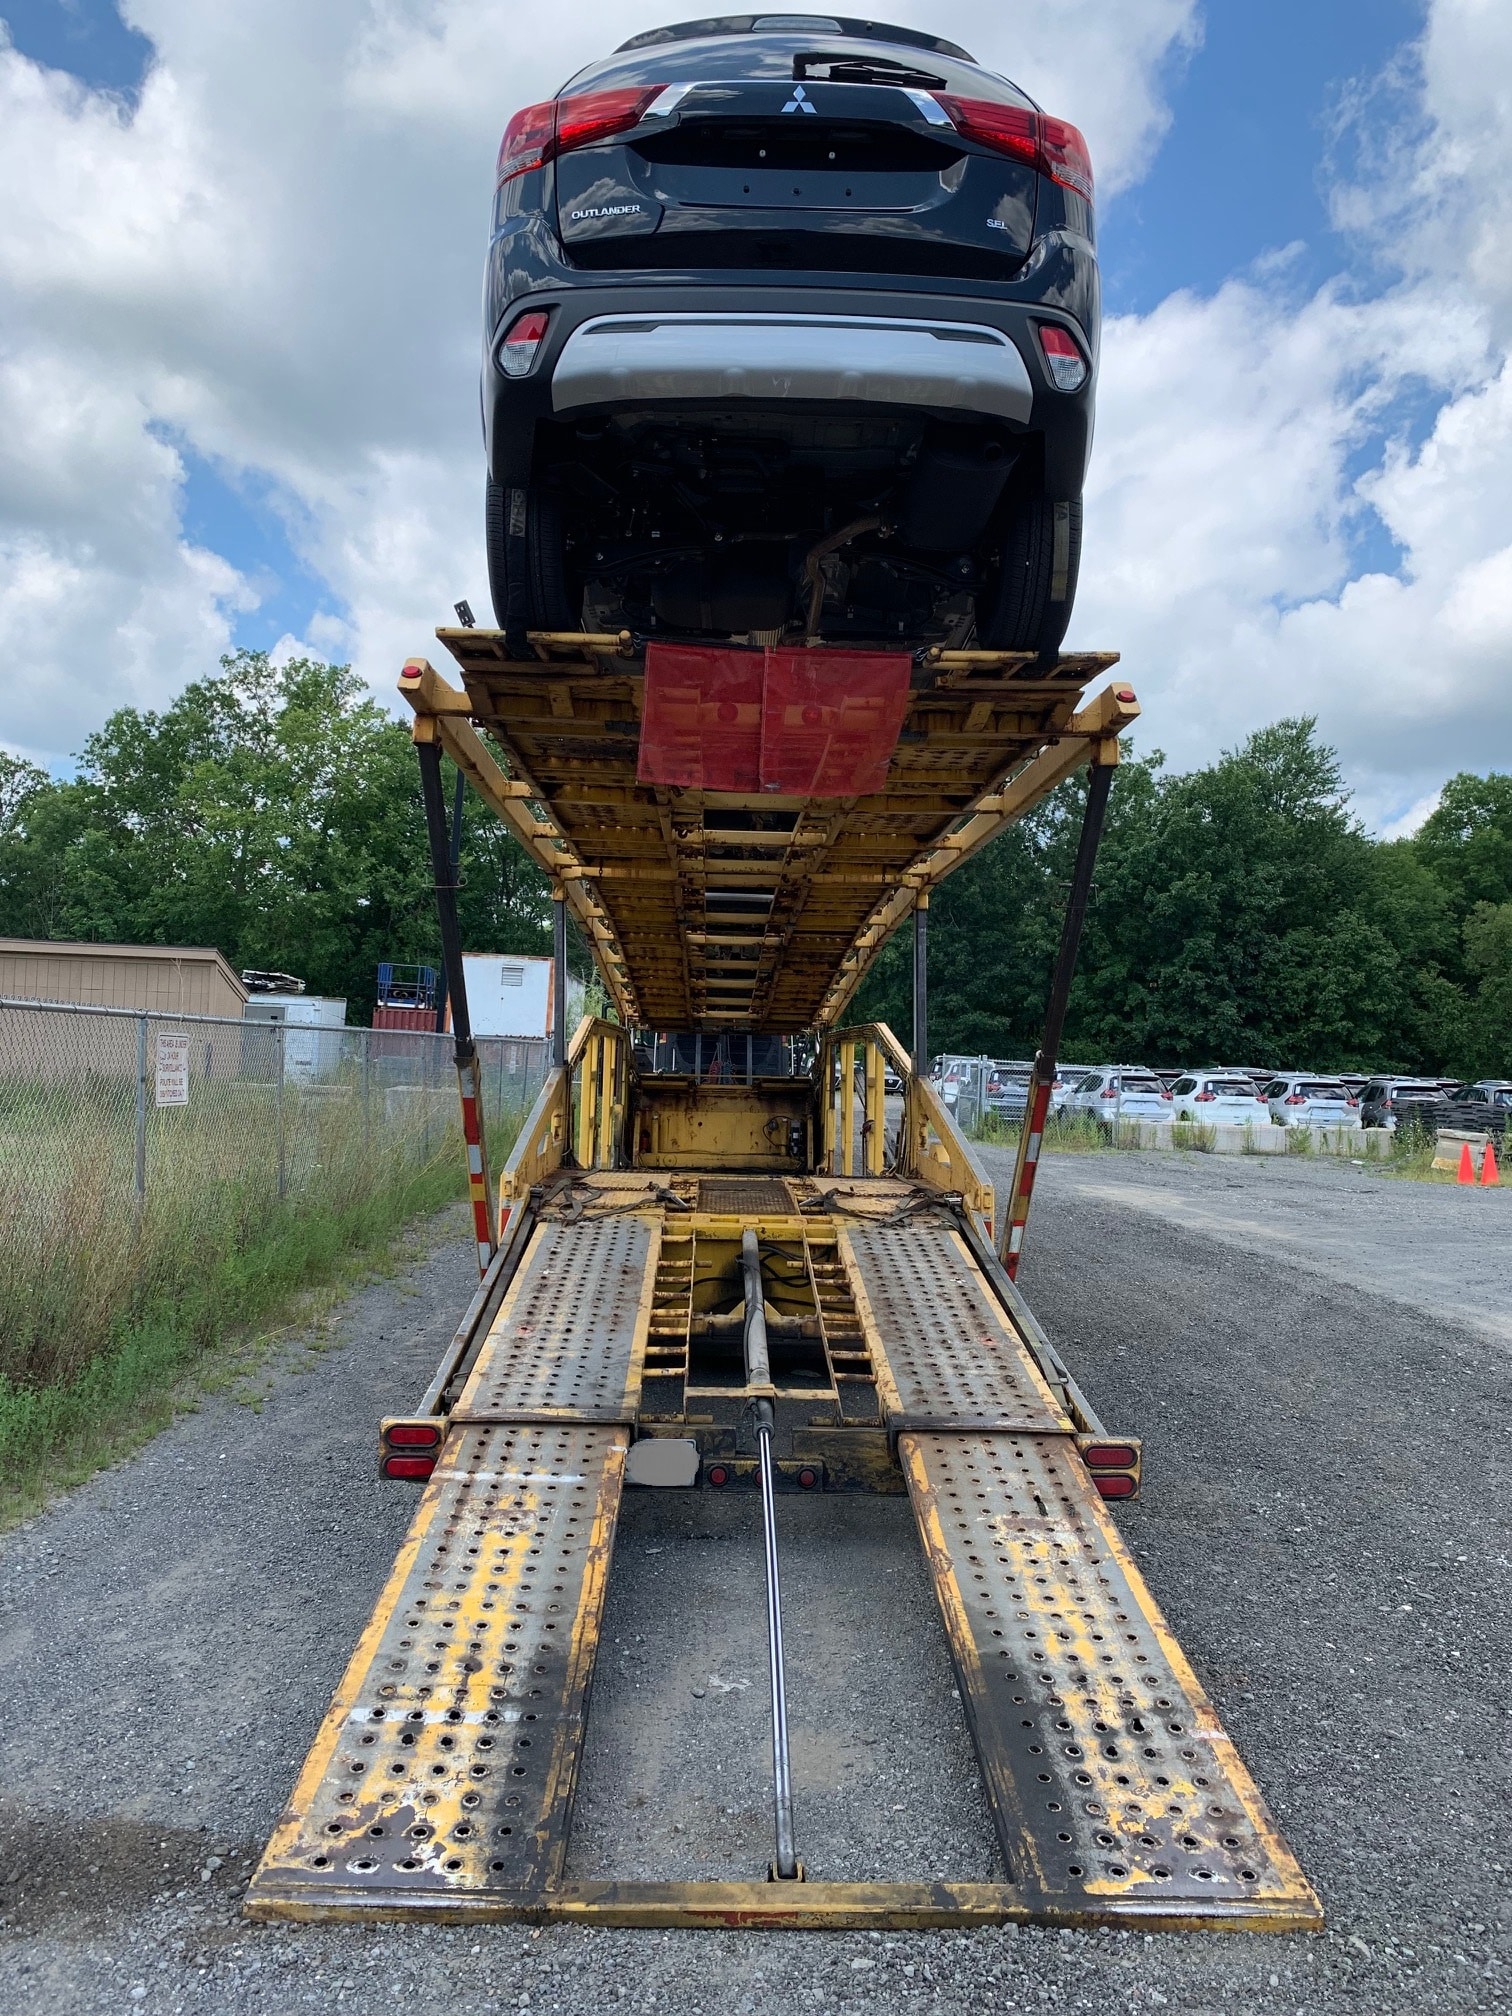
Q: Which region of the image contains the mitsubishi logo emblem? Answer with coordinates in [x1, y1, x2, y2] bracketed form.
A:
[781, 84, 817, 114]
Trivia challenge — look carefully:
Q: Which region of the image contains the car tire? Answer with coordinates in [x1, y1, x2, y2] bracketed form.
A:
[485, 480, 579, 633]
[979, 494, 1083, 657]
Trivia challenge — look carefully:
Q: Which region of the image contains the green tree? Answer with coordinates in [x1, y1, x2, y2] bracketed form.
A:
[0, 651, 551, 1018]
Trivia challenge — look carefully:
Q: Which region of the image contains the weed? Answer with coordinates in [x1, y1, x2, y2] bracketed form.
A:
[1172, 1121, 1217, 1153]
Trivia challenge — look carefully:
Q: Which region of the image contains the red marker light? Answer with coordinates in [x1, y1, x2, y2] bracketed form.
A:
[382, 1454, 436, 1481]
[1037, 323, 1089, 393]
[1083, 1443, 1138, 1470]
[706, 1463, 730, 1488]
[1094, 1473, 1136, 1500]
[387, 1422, 441, 1448]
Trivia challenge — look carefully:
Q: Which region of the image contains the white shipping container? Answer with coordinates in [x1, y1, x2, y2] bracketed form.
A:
[462, 955, 552, 1039]
[244, 993, 348, 1080]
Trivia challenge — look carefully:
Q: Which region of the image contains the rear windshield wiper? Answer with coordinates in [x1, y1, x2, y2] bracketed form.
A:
[793, 49, 948, 89]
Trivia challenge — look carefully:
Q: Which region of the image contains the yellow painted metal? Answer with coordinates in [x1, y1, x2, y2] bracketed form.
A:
[248, 1875, 1320, 1932]
[400, 634, 1133, 1031]
[633, 1082, 810, 1169]
[576, 1031, 599, 1167]
[839, 1039, 856, 1178]
[865, 1040, 887, 1177]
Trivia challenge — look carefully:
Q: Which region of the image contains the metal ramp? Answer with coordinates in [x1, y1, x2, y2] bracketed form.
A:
[248, 1201, 1319, 1931]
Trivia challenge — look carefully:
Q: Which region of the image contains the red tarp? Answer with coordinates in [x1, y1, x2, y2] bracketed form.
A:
[638, 642, 911, 797]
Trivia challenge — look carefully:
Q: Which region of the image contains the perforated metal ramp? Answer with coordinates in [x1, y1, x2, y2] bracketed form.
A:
[454, 1216, 658, 1425]
[901, 1432, 1318, 1925]
[842, 1218, 1069, 1432]
[247, 1423, 626, 1918]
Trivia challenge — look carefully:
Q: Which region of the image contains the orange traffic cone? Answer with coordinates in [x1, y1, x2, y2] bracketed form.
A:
[1483, 1140, 1500, 1187]
[1457, 1142, 1475, 1185]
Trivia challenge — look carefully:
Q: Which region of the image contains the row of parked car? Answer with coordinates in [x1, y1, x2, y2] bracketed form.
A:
[929, 1055, 1512, 1134]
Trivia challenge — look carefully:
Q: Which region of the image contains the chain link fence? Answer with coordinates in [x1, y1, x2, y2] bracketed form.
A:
[0, 998, 548, 1391]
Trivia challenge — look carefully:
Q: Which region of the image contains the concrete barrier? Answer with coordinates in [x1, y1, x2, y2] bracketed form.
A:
[1096, 1120, 1391, 1157]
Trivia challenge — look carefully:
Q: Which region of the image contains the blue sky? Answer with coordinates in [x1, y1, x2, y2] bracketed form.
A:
[1, 1, 1508, 829]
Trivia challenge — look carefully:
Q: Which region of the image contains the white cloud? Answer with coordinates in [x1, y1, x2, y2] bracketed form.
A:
[1071, 0, 1512, 829]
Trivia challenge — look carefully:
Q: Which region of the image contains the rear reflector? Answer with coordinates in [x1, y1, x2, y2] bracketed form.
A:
[1094, 1473, 1136, 1500]
[387, 1421, 441, 1448]
[382, 1454, 436, 1481]
[1037, 323, 1089, 393]
[1083, 1443, 1138, 1469]
[499, 308, 550, 378]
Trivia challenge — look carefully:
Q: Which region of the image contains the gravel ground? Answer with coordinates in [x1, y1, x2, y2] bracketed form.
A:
[1, 1163, 1508, 2015]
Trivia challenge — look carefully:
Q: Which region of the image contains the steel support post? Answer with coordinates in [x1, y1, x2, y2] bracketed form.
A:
[997, 762, 1115, 1276]
[434, 765, 466, 1035]
[417, 733, 496, 1276]
[742, 1231, 798, 1882]
[912, 895, 929, 1078]
[134, 1013, 148, 1208]
[276, 1023, 287, 1200]
[552, 888, 568, 1070]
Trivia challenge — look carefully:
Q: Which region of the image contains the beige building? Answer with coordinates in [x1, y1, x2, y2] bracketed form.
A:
[0, 938, 248, 1018]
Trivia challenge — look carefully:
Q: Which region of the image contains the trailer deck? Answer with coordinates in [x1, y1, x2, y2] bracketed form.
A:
[250, 1187, 1317, 1930]
[245, 629, 1320, 1933]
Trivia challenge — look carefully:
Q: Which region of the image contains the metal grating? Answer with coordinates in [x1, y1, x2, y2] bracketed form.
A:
[902, 1431, 1320, 1925]
[696, 1177, 795, 1215]
[248, 1422, 625, 1914]
[844, 1220, 1066, 1431]
[455, 1217, 655, 1424]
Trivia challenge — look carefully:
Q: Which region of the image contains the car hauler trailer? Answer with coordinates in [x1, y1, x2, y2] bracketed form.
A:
[246, 629, 1320, 1933]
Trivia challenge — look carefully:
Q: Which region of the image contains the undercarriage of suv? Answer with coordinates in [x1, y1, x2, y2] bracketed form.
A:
[524, 406, 1044, 646]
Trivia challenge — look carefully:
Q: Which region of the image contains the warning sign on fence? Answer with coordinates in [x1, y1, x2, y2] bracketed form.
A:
[154, 1030, 190, 1106]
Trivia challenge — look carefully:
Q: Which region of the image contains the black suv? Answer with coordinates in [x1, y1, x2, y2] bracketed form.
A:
[483, 15, 1098, 654]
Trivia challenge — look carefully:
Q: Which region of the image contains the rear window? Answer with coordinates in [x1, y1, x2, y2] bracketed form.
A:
[1206, 1078, 1256, 1095]
[1298, 1081, 1345, 1097]
[1393, 1083, 1444, 1099]
[1120, 1077, 1163, 1093]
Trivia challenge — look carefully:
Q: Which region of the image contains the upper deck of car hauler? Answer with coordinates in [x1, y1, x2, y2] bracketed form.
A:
[244, 628, 1321, 1934]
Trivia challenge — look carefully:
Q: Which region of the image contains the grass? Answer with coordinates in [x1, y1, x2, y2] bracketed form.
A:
[967, 1109, 1149, 1154]
[0, 1063, 531, 1527]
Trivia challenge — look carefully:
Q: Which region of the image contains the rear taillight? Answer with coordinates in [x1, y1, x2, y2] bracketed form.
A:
[1256, 1094, 1267, 1104]
[1346, 1098, 1359, 1108]
[929, 96, 1094, 205]
[1285, 1094, 1305, 1104]
[1194, 1090, 1214, 1102]
[499, 307, 550, 377]
[497, 85, 666, 184]
[1101, 1086, 1117, 1099]
[1037, 323, 1088, 393]
[556, 84, 665, 155]
[498, 99, 556, 181]
[1160, 1089, 1172, 1100]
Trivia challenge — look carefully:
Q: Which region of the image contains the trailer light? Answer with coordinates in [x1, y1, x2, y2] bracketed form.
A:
[387, 1422, 441, 1448]
[383, 1454, 437, 1481]
[1083, 1443, 1138, 1470]
[797, 1467, 819, 1490]
[1094, 1473, 1136, 1500]
[706, 1463, 731, 1489]
[1037, 323, 1089, 393]
[498, 308, 551, 378]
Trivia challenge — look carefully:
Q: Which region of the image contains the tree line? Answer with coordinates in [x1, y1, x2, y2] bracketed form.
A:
[1, 652, 1508, 1073]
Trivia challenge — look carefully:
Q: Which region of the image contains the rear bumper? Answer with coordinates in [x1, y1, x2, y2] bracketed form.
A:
[551, 311, 1035, 425]
[484, 280, 1094, 494]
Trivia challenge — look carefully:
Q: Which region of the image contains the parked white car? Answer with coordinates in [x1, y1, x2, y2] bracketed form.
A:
[1263, 1074, 1361, 1128]
[1067, 1068, 1174, 1125]
[1048, 1064, 1093, 1115]
[1169, 1072, 1270, 1124]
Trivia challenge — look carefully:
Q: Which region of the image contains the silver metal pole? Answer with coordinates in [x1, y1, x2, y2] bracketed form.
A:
[134, 1015, 148, 1205]
[742, 1228, 797, 1880]
[276, 1023, 287, 1199]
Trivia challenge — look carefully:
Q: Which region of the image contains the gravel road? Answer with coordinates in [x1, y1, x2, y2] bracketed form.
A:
[2, 1160, 1508, 2015]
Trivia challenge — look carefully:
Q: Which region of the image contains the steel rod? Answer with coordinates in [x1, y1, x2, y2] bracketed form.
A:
[742, 1229, 797, 1881]
[552, 890, 568, 1070]
[912, 897, 929, 1076]
[434, 764, 466, 1035]
[997, 761, 1115, 1273]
